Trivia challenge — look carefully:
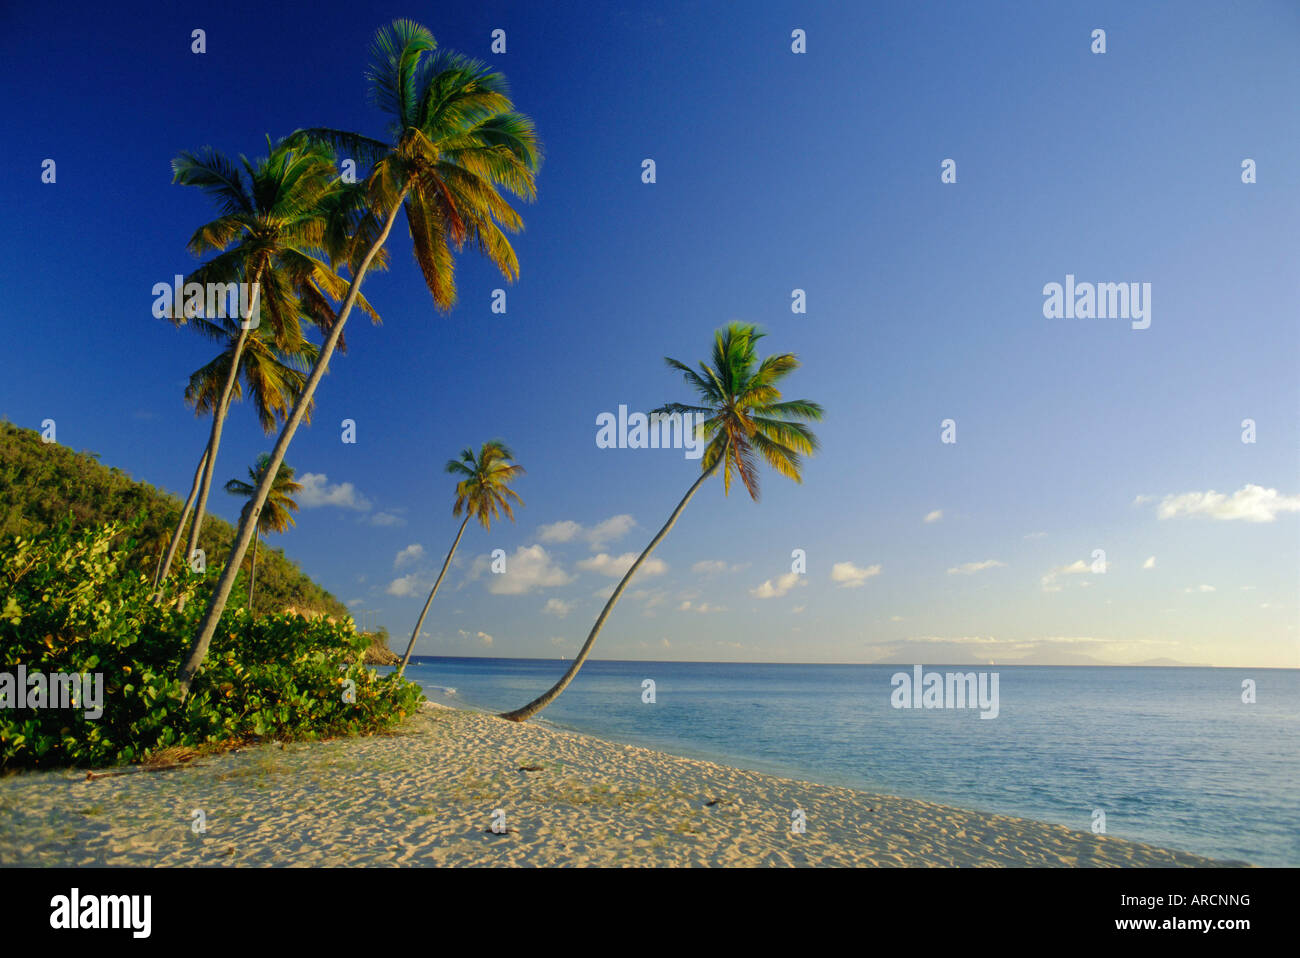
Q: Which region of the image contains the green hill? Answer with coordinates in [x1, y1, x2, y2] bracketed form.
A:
[0, 420, 349, 622]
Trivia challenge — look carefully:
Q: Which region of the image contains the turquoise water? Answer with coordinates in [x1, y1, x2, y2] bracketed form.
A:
[396, 657, 1299, 866]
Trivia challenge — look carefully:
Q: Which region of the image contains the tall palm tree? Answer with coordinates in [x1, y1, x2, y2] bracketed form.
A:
[500, 323, 823, 722]
[224, 454, 302, 611]
[157, 137, 379, 592]
[180, 20, 541, 696]
[397, 441, 524, 677]
[153, 321, 319, 594]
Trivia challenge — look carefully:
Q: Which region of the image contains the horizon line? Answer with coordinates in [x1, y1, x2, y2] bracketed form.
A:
[403, 654, 1296, 670]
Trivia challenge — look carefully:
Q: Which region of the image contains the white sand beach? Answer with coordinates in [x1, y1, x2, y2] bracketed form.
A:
[0, 703, 1234, 867]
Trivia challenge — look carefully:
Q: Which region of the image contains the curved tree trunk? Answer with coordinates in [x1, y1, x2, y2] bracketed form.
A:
[178, 193, 408, 698]
[499, 463, 718, 722]
[397, 515, 470, 678]
[184, 287, 259, 574]
[153, 445, 210, 593]
[248, 534, 258, 612]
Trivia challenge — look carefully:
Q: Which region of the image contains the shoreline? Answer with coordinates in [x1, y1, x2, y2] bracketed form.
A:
[0, 703, 1242, 867]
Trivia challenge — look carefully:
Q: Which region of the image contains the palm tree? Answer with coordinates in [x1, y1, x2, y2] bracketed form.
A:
[157, 136, 380, 593]
[397, 441, 524, 677]
[499, 323, 823, 722]
[153, 321, 319, 594]
[224, 454, 302, 611]
[180, 19, 541, 696]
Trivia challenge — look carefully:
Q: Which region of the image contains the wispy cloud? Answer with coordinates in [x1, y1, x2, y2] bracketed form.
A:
[538, 514, 636, 549]
[750, 571, 805, 599]
[923, 509, 943, 523]
[830, 562, 882, 588]
[691, 559, 743, 575]
[947, 559, 1005, 576]
[577, 552, 667, 578]
[678, 600, 726, 613]
[542, 597, 573, 617]
[1155, 484, 1300, 523]
[1041, 559, 1092, 592]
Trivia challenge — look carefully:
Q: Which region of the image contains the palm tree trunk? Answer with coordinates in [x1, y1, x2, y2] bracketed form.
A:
[499, 463, 718, 722]
[153, 445, 210, 593]
[397, 515, 470, 678]
[183, 287, 259, 572]
[178, 191, 409, 698]
[248, 535, 258, 612]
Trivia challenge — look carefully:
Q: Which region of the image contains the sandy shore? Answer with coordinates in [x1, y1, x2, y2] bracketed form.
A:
[0, 704, 1235, 867]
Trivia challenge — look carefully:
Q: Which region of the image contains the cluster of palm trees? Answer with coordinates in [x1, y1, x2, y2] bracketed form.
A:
[155, 20, 823, 723]
[153, 20, 540, 698]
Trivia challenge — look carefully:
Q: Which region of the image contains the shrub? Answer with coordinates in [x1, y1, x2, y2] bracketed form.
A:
[0, 521, 424, 769]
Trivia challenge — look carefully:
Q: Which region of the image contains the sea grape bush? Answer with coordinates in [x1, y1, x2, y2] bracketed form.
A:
[0, 521, 422, 769]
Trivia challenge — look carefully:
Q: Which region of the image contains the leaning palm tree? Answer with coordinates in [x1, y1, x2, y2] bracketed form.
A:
[157, 136, 380, 592]
[500, 323, 823, 722]
[397, 441, 524, 677]
[180, 19, 541, 696]
[224, 454, 302, 611]
[153, 320, 319, 594]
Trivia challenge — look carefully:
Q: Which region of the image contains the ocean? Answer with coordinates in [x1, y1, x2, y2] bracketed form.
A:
[395, 657, 1299, 866]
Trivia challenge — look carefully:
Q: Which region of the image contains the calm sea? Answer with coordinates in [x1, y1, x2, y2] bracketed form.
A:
[394, 657, 1299, 866]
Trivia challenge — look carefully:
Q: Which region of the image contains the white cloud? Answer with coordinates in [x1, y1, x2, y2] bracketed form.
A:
[537, 520, 582, 543]
[473, 545, 574, 595]
[539, 515, 637, 549]
[830, 562, 882, 588]
[475, 631, 493, 646]
[923, 510, 943, 524]
[1185, 584, 1216, 593]
[586, 515, 636, 549]
[297, 473, 372, 511]
[386, 572, 427, 597]
[394, 543, 424, 569]
[751, 571, 805, 599]
[692, 559, 729, 575]
[1143, 556, 1156, 569]
[1023, 531, 1047, 539]
[947, 559, 1005, 576]
[542, 597, 573, 617]
[792, 605, 806, 614]
[678, 600, 725, 613]
[370, 511, 405, 527]
[1155, 484, 1300, 523]
[1040, 559, 1092, 591]
[578, 552, 666, 578]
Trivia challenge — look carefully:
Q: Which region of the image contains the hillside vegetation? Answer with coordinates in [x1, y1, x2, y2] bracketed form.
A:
[0, 421, 347, 621]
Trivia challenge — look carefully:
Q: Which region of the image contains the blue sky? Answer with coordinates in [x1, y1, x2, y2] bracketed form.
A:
[3, 1, 1297, 667]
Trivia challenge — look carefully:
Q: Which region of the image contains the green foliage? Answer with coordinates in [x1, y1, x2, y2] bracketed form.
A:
[0, 420, 347, 619]
[0, 522, 423, 769]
